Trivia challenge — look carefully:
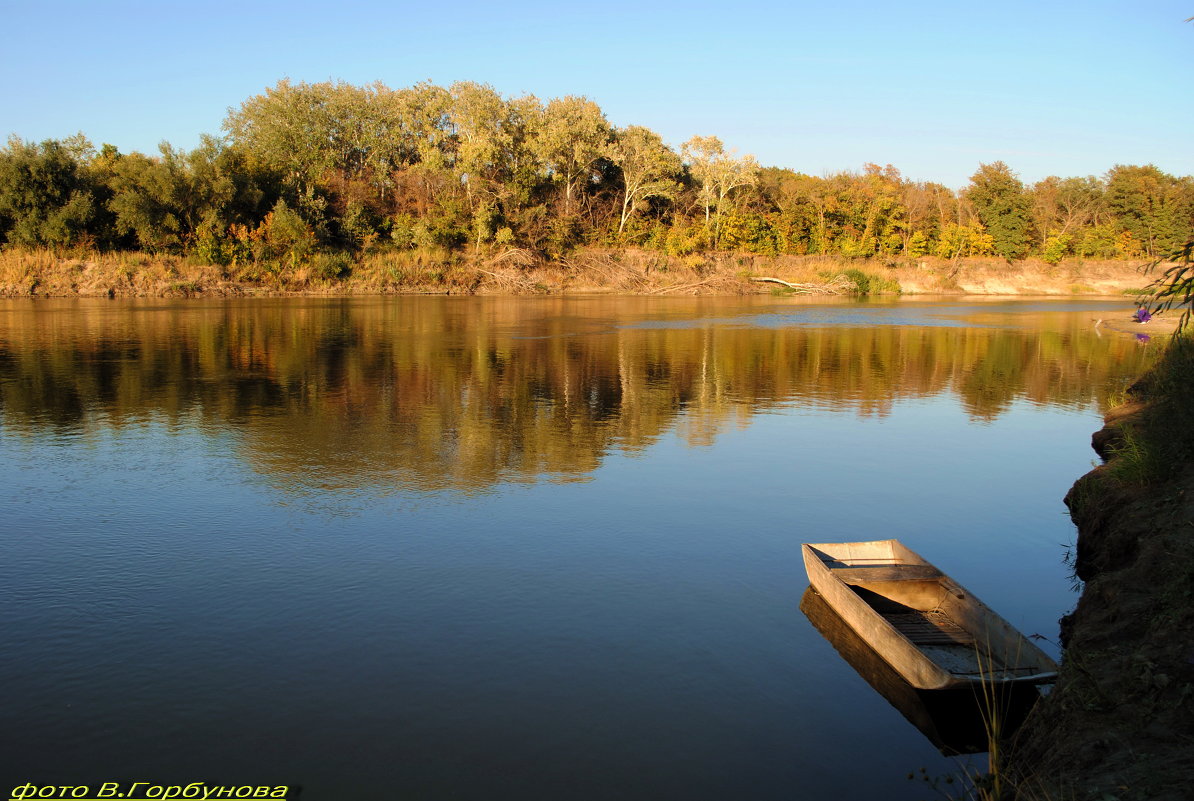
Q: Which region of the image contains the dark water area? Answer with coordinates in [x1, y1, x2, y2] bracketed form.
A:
[0, 296, 1155, 799]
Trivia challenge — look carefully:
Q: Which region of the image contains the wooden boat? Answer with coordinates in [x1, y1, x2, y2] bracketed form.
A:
[801, 540, 1059, 690]
[800, 586, 1044, 754]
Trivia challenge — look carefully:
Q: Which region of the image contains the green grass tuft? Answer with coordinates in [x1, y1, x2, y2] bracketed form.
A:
[1105, 335, 1194, 486]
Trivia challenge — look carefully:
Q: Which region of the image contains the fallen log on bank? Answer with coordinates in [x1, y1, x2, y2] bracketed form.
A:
[751, 275, 857, 294]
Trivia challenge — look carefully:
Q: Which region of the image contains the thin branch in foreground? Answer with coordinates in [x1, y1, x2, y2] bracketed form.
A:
[1143, 240, 1193, 335]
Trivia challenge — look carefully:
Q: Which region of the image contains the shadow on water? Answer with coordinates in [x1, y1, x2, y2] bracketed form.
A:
[799, 587, 1044, 756]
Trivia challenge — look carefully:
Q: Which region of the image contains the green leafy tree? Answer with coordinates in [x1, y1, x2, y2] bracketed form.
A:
[605, 126, 680, 236]
[224, 80, 337, 195]
[224, 79, 424, 201]
[965, 162, 1031, 259]
[447, 82, 547, 244]
[1106, 164, 1190, 258]
[107, 136, 272, 254]
[534, 96, 611, 216]
[0, 136, 98, 248]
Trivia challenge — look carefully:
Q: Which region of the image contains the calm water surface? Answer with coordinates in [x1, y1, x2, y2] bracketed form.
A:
[0, 296, 1155, 799]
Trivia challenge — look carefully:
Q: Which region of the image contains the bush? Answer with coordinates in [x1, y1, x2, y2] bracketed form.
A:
[390, 213, 417, 249]
[665, 223, 703, 256]
[263, 200, 315, 264]
[1042, 234, 1074, 265]
[840, 267, 901, 295]
[309, 252, 353, 282]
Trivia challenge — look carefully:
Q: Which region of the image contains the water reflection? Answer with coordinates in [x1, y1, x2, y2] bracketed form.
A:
[0, 297, 1152, 493]
[799, 587, 1043, 756]
[0, 296, 1149, 801]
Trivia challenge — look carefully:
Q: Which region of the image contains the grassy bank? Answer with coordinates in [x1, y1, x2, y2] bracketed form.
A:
[0, 246, 1154, 298]
[1002, 337, 1194, 800]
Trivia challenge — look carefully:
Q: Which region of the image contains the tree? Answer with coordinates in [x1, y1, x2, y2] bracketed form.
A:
[935, 221, 994, 259]
[534, 96, 611, 217]
[224, 79, 417, 201]
[1030, 175, 1107, 263]
[447, 82, 545, 233]
[1106, 165, 1190, 258]
[681, 135, 758, 245]
[107, 136, 272, 254]
[965, 162, 1031, 259]
[682, 135, 720, 227]
[605, 126, 680, 236]
[830, 164, 905, 257]
[900, 180, 940, 256]
[755, 170, 843, 255]
[0, 136, 98, 248]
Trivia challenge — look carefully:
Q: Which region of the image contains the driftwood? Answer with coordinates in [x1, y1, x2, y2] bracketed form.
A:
[473, 248, 543, 292]
[558, 252, 649, 290]
[476, 268, 539, 292]
[487, 248, 539, 269]
[751, 274, 857, 294]
[648, 278, 717, 295]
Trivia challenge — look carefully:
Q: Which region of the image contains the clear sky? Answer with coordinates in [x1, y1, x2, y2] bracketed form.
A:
[2, 0, 1190, 189]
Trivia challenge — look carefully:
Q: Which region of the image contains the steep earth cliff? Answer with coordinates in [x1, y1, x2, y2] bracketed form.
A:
[1006, 343, 1194, 800]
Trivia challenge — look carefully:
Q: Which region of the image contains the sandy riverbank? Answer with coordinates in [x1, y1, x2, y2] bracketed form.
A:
[0, 248, 1162, 299]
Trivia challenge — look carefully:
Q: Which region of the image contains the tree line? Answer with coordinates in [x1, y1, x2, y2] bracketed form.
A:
[1, 78, 1191, 268]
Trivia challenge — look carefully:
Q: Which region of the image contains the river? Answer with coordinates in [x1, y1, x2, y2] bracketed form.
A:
[0, 295, 1155, 799]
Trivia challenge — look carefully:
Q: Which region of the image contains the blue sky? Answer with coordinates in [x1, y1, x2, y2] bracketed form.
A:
[2, 0, 1190, 188]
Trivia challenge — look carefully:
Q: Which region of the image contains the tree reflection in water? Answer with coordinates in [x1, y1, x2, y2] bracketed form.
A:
[0, 297, 1153, 493]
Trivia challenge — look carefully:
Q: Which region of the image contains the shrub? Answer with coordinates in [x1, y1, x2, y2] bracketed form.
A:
[309, 252, 353, 282]
[839, 267, 901, 295]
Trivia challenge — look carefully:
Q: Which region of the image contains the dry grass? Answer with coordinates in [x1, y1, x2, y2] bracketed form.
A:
[0, 246, 1153, 298]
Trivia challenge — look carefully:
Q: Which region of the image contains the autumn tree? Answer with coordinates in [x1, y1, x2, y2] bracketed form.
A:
[900, 180, 945, 256]
[446, 82, 548, 245]
[830, 164, 905, 257]
[1030, 175, 1107, 262]
[8, 76, 1194, 264]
